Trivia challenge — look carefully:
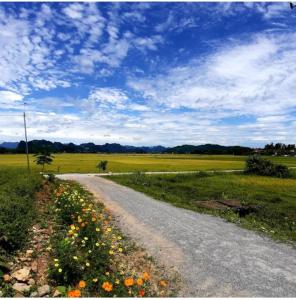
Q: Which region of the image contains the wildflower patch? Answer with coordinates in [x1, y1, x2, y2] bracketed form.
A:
[48, 181, 176, 297]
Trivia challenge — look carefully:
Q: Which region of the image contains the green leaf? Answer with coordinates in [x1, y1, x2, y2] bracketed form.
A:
[57, 286, 67, 295]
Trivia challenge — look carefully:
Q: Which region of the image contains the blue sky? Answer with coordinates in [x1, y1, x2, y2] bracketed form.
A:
[0, 2, 296, 146]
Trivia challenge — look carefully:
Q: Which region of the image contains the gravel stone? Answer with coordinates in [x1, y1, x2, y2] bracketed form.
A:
[12, 283, 31, 293]
[38, 284, 51, 296]
[11, 267, 31, 282]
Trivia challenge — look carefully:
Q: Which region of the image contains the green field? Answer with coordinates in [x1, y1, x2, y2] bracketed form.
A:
[0, 153, 296, 173]
[110, 172, 296, 244]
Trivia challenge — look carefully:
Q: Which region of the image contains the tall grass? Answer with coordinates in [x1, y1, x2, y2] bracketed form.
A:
[0, 168, 42, 254]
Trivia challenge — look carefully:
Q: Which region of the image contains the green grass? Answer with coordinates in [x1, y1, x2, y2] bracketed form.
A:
[0, 153, 296, 173]
[110, 172, 296, 245]
[0, 168, 42, 254]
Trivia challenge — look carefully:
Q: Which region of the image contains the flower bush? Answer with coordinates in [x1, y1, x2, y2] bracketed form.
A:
[48, 182, 154, 297]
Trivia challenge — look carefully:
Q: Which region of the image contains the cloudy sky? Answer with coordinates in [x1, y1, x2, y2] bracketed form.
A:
[0, 2, 295, 146]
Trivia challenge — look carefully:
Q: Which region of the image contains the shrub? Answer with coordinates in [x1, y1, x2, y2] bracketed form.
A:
[244, 155, 290, 178]
[0, 168, 42, 253]
[97, 160, 108, 172]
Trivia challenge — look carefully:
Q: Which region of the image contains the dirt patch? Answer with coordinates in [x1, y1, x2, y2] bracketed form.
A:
[198, 199, 260, 217]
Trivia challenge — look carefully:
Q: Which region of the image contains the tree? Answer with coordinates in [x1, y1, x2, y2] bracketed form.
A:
[34, 150, 54, 172]
[97, 160, 108, 172]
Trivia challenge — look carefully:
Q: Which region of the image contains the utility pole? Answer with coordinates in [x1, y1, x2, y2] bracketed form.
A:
[23, 104, 30, 172]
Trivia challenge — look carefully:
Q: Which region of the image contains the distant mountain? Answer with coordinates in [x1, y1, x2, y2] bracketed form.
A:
[165, 144, 252, 155]
[0, 139, 253, 155]
[0, 142, 19, 149]
[15, 140, 169, 154]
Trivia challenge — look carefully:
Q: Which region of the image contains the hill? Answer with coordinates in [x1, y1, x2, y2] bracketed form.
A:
[165, 144, 252, 155]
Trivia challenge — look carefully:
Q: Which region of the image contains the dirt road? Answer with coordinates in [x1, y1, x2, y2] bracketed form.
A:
[57, 174, 296, 297]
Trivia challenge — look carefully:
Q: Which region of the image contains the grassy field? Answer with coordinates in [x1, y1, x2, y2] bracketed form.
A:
[0, 153, 296, 173]
[110, 172, 296, 244]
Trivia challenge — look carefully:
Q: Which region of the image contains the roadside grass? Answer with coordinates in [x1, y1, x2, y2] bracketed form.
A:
[48, 180, 178, 297]
[110, 172, 296, 245]
[0, 168, 42, 254]
[0, 153, 295, 173]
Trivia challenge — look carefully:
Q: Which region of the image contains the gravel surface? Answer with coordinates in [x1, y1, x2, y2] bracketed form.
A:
[58, 174, 296, 297]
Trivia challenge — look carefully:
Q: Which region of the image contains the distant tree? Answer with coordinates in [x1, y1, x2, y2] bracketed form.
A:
[97, 160, 108, 172]
[34, 150, 54, 172]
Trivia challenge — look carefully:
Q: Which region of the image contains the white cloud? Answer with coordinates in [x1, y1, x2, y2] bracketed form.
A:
[128, 33, 296, 118]
[0, 90, 24, 109]
[87, 88, 128, 108]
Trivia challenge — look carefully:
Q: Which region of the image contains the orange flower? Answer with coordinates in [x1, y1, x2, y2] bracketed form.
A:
[136, 278, 143, 286]
[102, 281, 113, 292]
[138, 290, 145, 297]
[159, 280, 167, 287]
[124, 277, 134, 287]
[78, 280, 86, 289]
[68, 289, 81, 298]
[143, 272, 150, 281]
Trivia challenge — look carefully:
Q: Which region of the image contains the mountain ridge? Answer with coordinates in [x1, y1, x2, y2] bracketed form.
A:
[0, 139, 252, 155]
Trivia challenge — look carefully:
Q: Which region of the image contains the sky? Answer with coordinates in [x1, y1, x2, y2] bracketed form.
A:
[0, 2, 296, 147]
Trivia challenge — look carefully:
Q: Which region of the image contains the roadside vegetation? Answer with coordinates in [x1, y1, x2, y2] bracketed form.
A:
[0, 168, 178, 297]
[0, 168, 42, 253]
[110, 170, 296, 245]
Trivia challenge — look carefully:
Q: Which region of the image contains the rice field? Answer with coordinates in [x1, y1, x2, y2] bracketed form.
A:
[0, 153, 295, 173]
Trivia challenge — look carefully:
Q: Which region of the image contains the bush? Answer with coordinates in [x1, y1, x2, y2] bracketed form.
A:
[97, 160, 108, 172]
[0, 168, 42, 253]
[245, 155, 291, 178]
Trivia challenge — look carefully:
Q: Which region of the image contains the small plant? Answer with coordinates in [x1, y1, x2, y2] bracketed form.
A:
[34, 150, 55, 172]
[97, 160, 108, 172]
[244, 155, 290, 178]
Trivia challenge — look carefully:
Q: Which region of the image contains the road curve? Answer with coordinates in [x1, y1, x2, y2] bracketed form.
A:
[57, 174, 296, 297]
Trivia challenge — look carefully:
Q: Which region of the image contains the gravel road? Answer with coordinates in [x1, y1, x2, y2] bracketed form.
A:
[57, 174, 296, 297]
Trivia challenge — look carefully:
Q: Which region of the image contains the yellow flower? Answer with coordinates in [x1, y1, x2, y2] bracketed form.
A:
[84, 237, 88, 241]
[115, 279, 120, 285]
[124, 278, 134, 287]
[92, 278, 98, 282]
[85, 262, 90, 267]
[109, 250, 114, 255]
[70, 224, 76, 230]
[54, 259, 59, 262]
[118, 236, 122, 240]
[137, 278, 143, 286]
[58, 268, 62, 273]
[73, 256, 78, 260]
[105, 272, 110, 276]
[118, 248, 123, 252]
[54, 263, 59, 267]
[143, 272, 150, 281]
[102, 282, 113, 292]
[78, 280, 86, 289]
[107, 228, 112, 232]
[95, 242, 100, 247]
